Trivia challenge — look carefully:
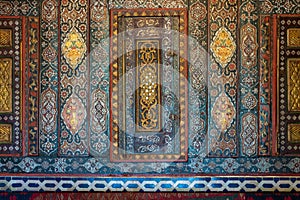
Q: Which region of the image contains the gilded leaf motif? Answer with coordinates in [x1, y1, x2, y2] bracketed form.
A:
[211, 27, 236, 68]
[62, 28, 86, 70]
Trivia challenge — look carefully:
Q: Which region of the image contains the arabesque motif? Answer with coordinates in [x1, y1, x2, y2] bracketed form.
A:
[110, 8, 188, 162]
[208, 0, 237, 157]
[40, 0, 59, 156]
[211, 27, 236, 68]
[212, 92, 235, 133]
[241, 22, 258, 69]
[2, 0, 300, 193]
[90, 89, 107, 133]
[59, 0, 89, 156]
[62, 94, 86, 135]
[136, 40, 161, 131]
[62, 28, 86, 70]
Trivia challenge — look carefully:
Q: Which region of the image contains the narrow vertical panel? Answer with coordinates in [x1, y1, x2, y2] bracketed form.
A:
[188, 0, 208, 157]
[239, 0, 259, 157]
[271, 15, 278, 156]
[27, 17, 40, 156]
[208, 0, 238, 157]
[59, 0, 89, 156]
[39, 0, 59, 156]
[258, 15, 271, 156]
[89, 0, 109, 157]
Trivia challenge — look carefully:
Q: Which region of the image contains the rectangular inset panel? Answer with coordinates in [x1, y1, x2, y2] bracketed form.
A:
[110, 9, 188, 162]
[287, 28, 300, 47]
[277, 16, 300, 155]
[288, 59, 300, 112]
[0, 58, 12, 113]
[0, 29, 12, 47]
[0, 16, 23, 156]
[0, 124, 11, 143]
[288, 124, 300, 143]
[136, 40, 161, 132]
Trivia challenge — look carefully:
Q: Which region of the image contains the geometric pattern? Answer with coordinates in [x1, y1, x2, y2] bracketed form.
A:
[188, 0, 207, 158]
[0, 58, 12, 113]
[277, 16, 300, 155]
[239, 0, 259, 157]
[89, 0, 109, 157]
[0, 29, 12, 47]
[287, 28, 300, 47]
[288, 59, 300, 112]
[0, 0, 39, 16]
[0, 16, 23, 156]
[0, 124, 11, 143]
[1, 0, 300, 193]
[1, 176, 300, 192]
[288, 124, 300, 142]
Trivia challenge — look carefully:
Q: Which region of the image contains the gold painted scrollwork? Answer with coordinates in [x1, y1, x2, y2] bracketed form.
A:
[288, 124, 300, 143]
[0, 58, 12, 113]
[288, 59, 300, 112]
[287, 28, 300, 47]
[0, 124, 12, 143]
[0, 29, 12, 47]
[136, 40, 161, 131]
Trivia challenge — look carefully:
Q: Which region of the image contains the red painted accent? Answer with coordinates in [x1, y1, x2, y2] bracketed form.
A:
[272, 15, 278, 156]
[0, 16, 20, 19]
[36, 17, 40, 157]
[109, 9, 114, 163]
[258, 15, 271, 156]
[26, 17, 40, 157]
[22, 16, 26, 157]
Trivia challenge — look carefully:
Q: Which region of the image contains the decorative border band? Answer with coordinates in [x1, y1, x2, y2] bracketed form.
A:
[0, 176, 300, 192]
